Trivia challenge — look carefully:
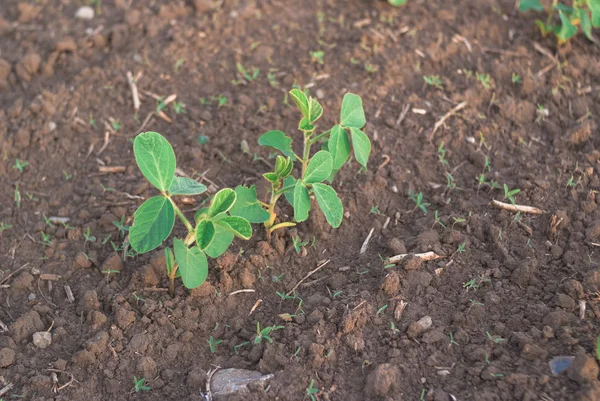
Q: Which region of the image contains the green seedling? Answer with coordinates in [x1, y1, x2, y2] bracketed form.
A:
[197, 135, 210, 145]
[390, 321, 400, 335]
[424, 75, 443, 89]
[486, 331, 505, 344]
[12, 159, 29, 173]
[0, 223, 12, 233]
[364, 63, 379, 73]
[128, 132, 252, 294]
[62, 170, 72, 180]
[511, 73, 521, 84]
[254, 322, 284, 344]
[156, 98, 167, 115]
[432, 210, 446, 229]
[254, 89, 371, 240]
[174, 58, 185, 73]
[236, 63, 260, 83]
[536, 104, 549, 123]
[133, 376, 151, 393]
[503, 184, 520, 205]
[369, 205, 383, 215]
[376, 304, 388, 315]
[519, 0, 600, 43]
[208, 336, 223, 353]
[408, 189, 430, 215]
[173, 101, 186, 114]
[111, 119, 121, 132]
[292, 236, 309, 253]
[234, 341, 251, 355]
[306, 379, 319, 401]
[437, 141, 448, 166]
[477, 73, 492, 89]
[332, 290, 343, 298]
[83, 227, 96, 243]
[388, 0, 408, 5]
[112, 216, 129, 238]
[449, 332, 458, 345]
[40, 232, 52, 247]
[310, 50, 325, 64]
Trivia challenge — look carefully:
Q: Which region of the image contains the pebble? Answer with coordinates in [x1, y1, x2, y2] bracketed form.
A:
[33, 331, 52, 349]
[567, 354, 599, 384]
[0, 348, 16, 367]
[211, 368, 274, 397]
[407, 316, 432, 339]
[75, 6, 95, 20]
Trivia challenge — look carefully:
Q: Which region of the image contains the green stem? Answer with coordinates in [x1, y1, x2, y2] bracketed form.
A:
[168, 196, 194, 233]
[307, 129, 331, 145]
[301, 132, 312, 177]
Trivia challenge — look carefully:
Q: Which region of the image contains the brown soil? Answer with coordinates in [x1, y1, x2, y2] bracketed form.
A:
[1, 0, 600, 400]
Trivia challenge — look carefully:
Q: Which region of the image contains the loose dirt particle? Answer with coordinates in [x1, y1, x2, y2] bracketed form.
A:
[32, 331, 52, 349]
[11, 271, 34, 290]
[365, 363, 401, 397]
[387, 238, 406, 254]
[15, 53, 41, 82]
[189, 281, 215, 298]
[0, 348, 16, 367]
[79, 290, 100, 311]
[137, 356, 157, 378]
[55, 37, 77, 53]
[381, 270, 400, 296]
[567, 354, 599, 384]
[9, 311, 44, 343]
[568, 122, 593, 145]
[115, 307, 136, 329]
[407, 316, 432, 339]
[583, 269, 600, 292]
[101, 252, 122, 273]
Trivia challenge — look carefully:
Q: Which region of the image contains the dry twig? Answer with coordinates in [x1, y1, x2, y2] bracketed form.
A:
[286, 259, 330, 296]
[429, 101, 468, 141]
[491, 199, 544, 214]
[386, 251, 443, 265]
[126, 71, 141, 112]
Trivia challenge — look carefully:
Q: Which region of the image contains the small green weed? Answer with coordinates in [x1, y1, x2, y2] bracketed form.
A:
[503, 184, 521, 205]
[408, 189, 430, 215]
[424, 75, 443, 89]
[306, 379, 319, 401]
[476, 73, 492, 89]
[12, 159, 29, 173]
[292, 236, 309, 253]
[254, 322, 284, 344]
[133, 376, 151, 393]
[310, 50, 325, 64]
[208, 336, 223, 353]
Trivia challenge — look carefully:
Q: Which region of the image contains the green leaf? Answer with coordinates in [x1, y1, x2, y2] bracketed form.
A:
[129, 196, 175, 253]
[340, 93, 366, 129]
[519, 0, 544, 11]
[208, 188, 236, 217]
[289, 88, 309, 118]
[258, 130, 294, 158]
[308, 98, 323, 124]
[280, 157, 293, 178]
[387, 0, 407, 6]
[133, 131, 176, 192]
[205, 225, 234, 258]
[349, 127, 371, 168]
[165, 247, 179, 277]
[173, 239, 208, 289]
[557, 10, 578, 42]
[303, 151, 333, 184]
[196, 220, 216, 251]
[293, 180, 310, 222]
[229, 185, 270, 223]
[328, 125, 351, 170]
[195, 207, 210, 222]
[263, 172, 280, 183]
[283, 176, 297, 207]
[215, 216, 252, 240]
[590, 0, 600, 27]
[168, 176, 207, 196]
[580, 9, 593, 40]
[299, 117, 315, 132]
[312, 183, 343, 228]
[274, 156, 287, 176]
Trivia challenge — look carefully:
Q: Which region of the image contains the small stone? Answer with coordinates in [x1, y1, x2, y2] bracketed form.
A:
[87, 310, 108, 330]
[9, 311, 44, 343]
[365, 363, 401, 397]
[306, 309, 324, 325]
[15, 53, 41, 82]
[79, 290, 100, 311]
[239, 268, 256, 288]
[211, 368, 274, 397]
[407, 316, 432, 339]
[55, 37, 77, 53]
[387, 238, 406, 254]
[75, 6, 95, 20]
[0, 348, 16, 367]
[567, 354, 599, 384]
[75, 252, 92, 268]
[33, 331, 52, 349]
[101, 252, 122, 273]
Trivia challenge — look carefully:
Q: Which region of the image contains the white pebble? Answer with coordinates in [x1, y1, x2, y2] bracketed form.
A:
[76, 6, 95, 20]
[33, 331, 52, 349]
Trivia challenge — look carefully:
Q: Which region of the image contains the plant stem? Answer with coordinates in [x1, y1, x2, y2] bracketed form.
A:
[301, 132, 312, 176]
[307, 129, 331, 145]
[168, 196, 194, 233]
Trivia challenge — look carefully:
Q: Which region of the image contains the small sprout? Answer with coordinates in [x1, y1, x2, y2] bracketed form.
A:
[452, 216, 466, 229]
[197, 135, 210, 145]
[292, 346, 302, 361]
[83, 227, 96, 244]
[390, 321, 400, 335]
[476, 73, 492, 89]
[216, 94, 227, 107]
[433, 210, 446, 229]
[40, 232, 52, 247]
[310, 50, 325, 64]
[457, 242, 466, 253]
[503, 184, 521, 205]
[376, 304, 388, 315]
[12, 159, 29, 173]
[408, 189, 430, 215]
[511, 73, 521, 84]
[369, 205, 383, 215]
[437, 141, 448, 166]
[111, 119, 122, 132]
[292, 236, 309, 254]
[14, 185, 21, 209]
[469, 299, 485, 307]
[0, 223, 12, 233]
[596, 335, 600, 361]
[234, 341, 251, 355]
[236, 62, 260, 82]
[62, 170, 72, 180]
[268, 72, 279, 87]
[89, 114, 96, 127]
[388, 0, 407, 6]
[332, 290, 343, 298]
[133, 376, 151, 393]
[306, 379, 319, 401]
[424, 75, 443, 89]
[486, 331, 505, 344]
[208, 336, 223, 353]
[174, 57, 186, 73]
[173, 101, 186, 114]
[254, 322, 284, 344]
[536, 104, 549, 123]
[364, 63, 379, 73]
[112, 216, 129, 238]
[449, 332, 458, 345]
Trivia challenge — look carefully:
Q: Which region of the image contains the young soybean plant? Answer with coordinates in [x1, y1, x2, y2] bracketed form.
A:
[129, 131, 252, 294]
[231, 89, 371, 240]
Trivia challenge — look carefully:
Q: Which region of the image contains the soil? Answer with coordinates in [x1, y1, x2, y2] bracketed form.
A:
[1, 0, 600, 400]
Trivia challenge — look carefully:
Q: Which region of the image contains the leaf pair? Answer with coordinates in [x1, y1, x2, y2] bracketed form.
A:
[292, 180, 343, 229]
[264, 156, 293, 183]
[337, 93, 371, 170]
[290, 88, 323, 127]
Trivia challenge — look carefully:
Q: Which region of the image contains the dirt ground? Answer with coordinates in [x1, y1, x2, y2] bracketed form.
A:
[1, 0, 600, 400]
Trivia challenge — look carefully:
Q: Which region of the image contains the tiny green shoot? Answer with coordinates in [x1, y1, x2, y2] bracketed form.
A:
[133, 376, 151, 393]
[424, 75, 443, 89]
[408, 189, 430, 215]
[12, 159, 29, 173]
